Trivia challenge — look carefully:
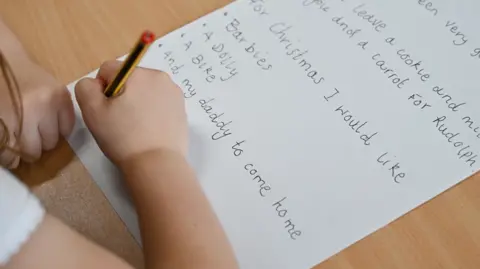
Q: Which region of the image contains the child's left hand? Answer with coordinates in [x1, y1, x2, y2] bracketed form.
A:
[0, 56, 75, 168]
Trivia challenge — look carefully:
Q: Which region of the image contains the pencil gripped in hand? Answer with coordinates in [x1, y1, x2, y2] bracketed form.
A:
[104, 30, 155, 97]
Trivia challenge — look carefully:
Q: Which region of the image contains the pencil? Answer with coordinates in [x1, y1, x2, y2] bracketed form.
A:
[104, 30, 156, 97]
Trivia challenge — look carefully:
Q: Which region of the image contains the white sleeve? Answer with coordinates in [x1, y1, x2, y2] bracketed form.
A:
[0, 167, 45, 265]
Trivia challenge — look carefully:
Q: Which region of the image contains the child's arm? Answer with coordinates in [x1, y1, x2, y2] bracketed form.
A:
[121, 150, 239, 269]
[74, 61, 239, 269]
[3, 60, 238, 269]
[1, 167, 135, 269]
[0, 17, 75, 168]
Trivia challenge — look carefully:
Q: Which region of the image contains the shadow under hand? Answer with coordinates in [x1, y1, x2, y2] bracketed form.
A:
[13, 138, 76, 187]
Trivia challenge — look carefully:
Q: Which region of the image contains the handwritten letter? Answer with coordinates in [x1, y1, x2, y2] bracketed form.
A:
[67, 0, 480, 268]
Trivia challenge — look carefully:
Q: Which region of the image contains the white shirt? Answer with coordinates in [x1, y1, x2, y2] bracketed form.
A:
[0, 167, 45, 265]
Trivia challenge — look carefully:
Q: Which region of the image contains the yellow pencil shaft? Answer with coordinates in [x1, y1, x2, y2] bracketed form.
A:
[104, 38, 150, 97]
[110, 54, 144, 96]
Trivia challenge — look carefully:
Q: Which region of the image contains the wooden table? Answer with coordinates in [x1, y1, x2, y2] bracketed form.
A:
[3, 0, 480, 268]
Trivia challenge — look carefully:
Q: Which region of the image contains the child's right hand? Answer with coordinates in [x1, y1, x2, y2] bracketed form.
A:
[75, 60, 188, 166]
[76, 61, 239, 269]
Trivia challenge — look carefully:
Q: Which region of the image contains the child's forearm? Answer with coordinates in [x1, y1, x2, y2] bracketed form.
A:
[6, 215, 135, 269]
[1, 167, 133, 269]
[119, 150, 239, 269]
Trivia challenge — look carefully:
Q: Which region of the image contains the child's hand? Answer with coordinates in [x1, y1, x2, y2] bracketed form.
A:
[75, 60, 188, 166]
[0, 58, 75, 168]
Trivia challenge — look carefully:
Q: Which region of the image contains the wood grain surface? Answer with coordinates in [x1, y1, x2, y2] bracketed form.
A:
[2, 0, 480, 268]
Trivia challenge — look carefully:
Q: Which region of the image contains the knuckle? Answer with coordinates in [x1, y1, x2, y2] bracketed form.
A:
[23, 88, 51, 109]
[37, 89, 51, 103]
[52, 86, 68, 103]
[172, 84, 183, 96]
[75, 78, 90, 92]
[100, 60, 117, 71]
[151, 69, 170, 81]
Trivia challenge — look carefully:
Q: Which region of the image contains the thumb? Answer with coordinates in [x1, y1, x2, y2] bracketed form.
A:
[75, 77, 106, 113]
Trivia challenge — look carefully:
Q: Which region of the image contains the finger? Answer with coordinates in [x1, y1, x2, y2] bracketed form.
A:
[8, 156, 20, 169]
[0, 119, 19, 168]
[58, 90, 75, 137]
[2, 154, 20, 169]
[0, 146, 21, 169]
[97, 60, 123, 84]
[19, 121, 42, 162]
[38, 112, 59, 151]
[75, 77, 106, 111]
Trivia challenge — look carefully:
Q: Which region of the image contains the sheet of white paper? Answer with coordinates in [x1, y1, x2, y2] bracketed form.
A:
[67, 0, 480, 268]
